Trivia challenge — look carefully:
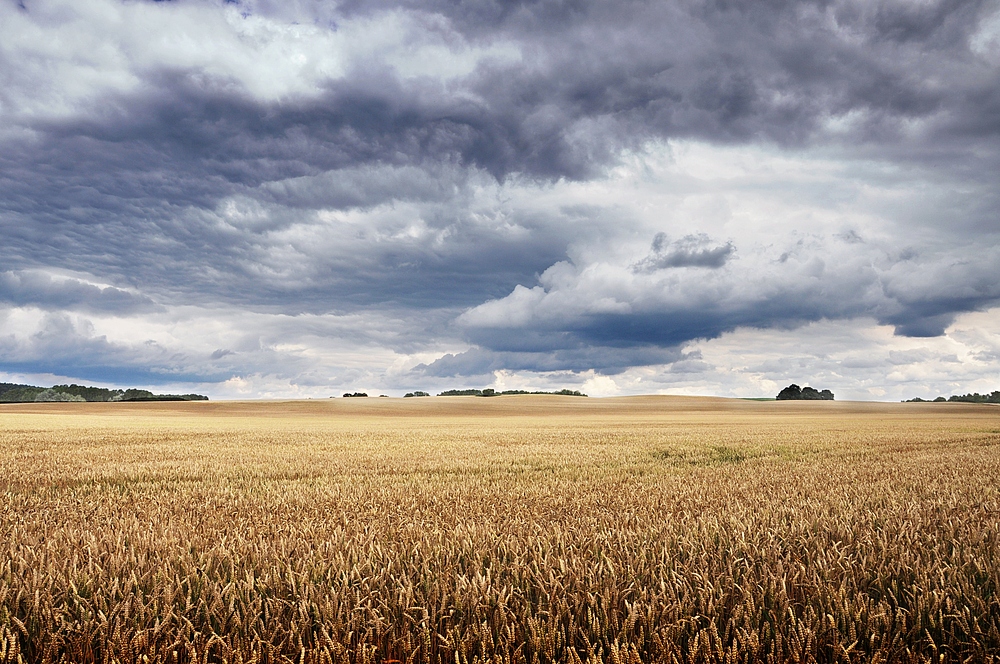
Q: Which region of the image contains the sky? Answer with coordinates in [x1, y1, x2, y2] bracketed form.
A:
[1, 0, 999, 400]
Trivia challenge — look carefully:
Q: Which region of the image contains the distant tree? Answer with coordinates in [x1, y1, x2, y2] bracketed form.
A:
[343, 392, 368, 398]
[121, 389, 155, 400]
[119, 392, 208, 401]
[801, 387, 822, 399]
[0, 383, 206, 403]
[906, 391, 1000, 404]
[776, 384, 834, 400]
[776, 384, 801, 400]
[0, 387, 45, 402]
[404, 391, 430, 397]
[34, 389, 86, 402]
[52, 384, 123, 401]
[436, 388, 588, 397]
[0, 382, 33, 398]
[948, 391, 1000, 403]
[499, 389, 587, 396]
[437, 388, 588, 397]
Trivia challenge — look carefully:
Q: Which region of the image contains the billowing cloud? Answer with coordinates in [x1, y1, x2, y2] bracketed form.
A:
[0, 0, 998, 397]
[455, 231, 1000, 368]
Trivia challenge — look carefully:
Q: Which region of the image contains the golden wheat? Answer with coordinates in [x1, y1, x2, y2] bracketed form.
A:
[0, 396, 998, 663]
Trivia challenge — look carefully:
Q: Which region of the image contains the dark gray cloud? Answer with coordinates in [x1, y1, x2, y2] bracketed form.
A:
[416, 344, 683, 376]
[0, 271, 160, 314]
[0, 0, 998, 391]
[634, 233, 734, 271]
[456, 291, 869, 372]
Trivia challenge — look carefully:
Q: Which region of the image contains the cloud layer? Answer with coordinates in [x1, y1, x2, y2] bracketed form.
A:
[0, 0, 998, 398]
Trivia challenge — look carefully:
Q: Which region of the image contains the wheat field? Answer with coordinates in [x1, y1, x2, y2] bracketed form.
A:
[1, 396, 998, 664]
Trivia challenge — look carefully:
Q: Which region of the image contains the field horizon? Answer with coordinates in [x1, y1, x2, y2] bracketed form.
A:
[3, 391, 997, 414]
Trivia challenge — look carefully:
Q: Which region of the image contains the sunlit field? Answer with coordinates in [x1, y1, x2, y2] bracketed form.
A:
[1, 396, 998, 663]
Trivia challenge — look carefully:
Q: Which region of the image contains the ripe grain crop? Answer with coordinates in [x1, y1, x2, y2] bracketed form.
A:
[1, 396, 999, 663]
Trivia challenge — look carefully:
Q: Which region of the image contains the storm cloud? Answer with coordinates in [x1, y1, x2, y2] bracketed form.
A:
[0, 0, 998, 398]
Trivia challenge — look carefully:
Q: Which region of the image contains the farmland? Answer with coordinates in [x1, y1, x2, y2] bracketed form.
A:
[1, 396, 999, 663]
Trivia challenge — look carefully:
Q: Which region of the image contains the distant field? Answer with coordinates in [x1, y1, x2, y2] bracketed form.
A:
[1, 397, 999, 663]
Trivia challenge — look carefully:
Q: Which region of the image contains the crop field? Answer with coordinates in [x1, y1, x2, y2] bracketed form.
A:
[1, 396, 999, 664]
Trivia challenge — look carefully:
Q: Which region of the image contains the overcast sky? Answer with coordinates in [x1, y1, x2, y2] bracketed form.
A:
[1, 0, 999, 400]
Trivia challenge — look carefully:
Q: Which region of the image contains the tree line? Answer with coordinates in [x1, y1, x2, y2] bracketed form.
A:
[336, 389, 589, 398]
[0, 383, 208, 403]
[905, 391, 1000, 404]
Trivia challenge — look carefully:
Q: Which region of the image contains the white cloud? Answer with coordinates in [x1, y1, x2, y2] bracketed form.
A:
[456, 140, 1000, 348]
[580, 373, 621, 398]
[0, 0, 519, 123]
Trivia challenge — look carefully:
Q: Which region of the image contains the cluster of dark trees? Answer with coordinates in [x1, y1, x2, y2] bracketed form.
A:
[0, 383, 35, 401]
[0, 382, 208, 403]
[438, 388, 587, 397]
[340, 389, 587, 397]
[776, 384, 834, 400]
[905, 391, 1000, 404]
